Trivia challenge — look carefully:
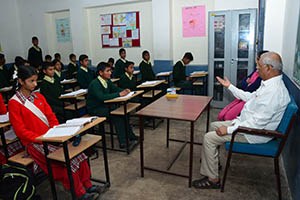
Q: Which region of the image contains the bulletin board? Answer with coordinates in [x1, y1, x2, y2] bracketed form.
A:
[100, 11, 140, 48]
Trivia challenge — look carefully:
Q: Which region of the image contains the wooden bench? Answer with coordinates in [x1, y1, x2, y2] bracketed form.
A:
[110, 103, 141, 115]
[8, 151, 34, 166]
[64, 100, 86, 111]
[142, 90, 162, 98]
[193, 80, 204, 86]
[47, 134, 102, 162]
[0, 138, 19, 146]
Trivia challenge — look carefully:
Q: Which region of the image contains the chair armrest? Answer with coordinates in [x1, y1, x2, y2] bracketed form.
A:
[232, 126, 285, 138]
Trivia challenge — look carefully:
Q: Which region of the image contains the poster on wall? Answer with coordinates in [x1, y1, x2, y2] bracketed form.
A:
[100, 11, 140, 48]
[182, 6, 206, 37]
[56, 18, 71, 43]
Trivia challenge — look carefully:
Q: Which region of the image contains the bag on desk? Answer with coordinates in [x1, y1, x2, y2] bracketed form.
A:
[0, 163, 39, 200]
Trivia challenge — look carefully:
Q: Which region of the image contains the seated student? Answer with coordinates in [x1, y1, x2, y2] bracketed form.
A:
[53, 59, 66, 82]
[87, 62, 138, 148]
[0, 93, 23, 165]
[107, 57, 115, 73]
[218, 50, 268, 121]
[114, 48, 127, 78]
[172, 52, 194, 89]
[9, 56, 24, 80]
[54, 53, 65, 70]
[0, 53, 10, 88]
[45, 54, 52, 62]
[193, 52, 290, 189]
[77, 54, 94, 89]
[119, 61, 136, 91]
[8, 66, 103, 200]
[139, 50, 155, 82]
[67, 53, 79, 79]
[40, 62, 65, 123]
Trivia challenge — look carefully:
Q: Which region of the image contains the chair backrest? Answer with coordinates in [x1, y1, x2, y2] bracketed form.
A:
[276, 95, 298, 134]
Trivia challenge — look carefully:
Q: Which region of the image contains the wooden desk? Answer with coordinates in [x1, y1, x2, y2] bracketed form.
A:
[136, 95, 213, 187]
[0, 122, 12, 162]
[156, 71, 172, 86]
[104, 90, 143, 154]
[59, 90, 88, 118]
[61, 79, 78, 91]
[190, 72, 208, 95]
[36, 117, 110, 200]
[111, 78, 120, 83]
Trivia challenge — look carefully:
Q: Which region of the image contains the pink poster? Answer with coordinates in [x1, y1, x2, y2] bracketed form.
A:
[182, 5, 206, 37]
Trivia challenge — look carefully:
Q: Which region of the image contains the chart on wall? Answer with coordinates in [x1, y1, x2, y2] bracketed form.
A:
[182, 6, 206, 37]
[56, 18, 71, 43]
[100, 11, 140, 48]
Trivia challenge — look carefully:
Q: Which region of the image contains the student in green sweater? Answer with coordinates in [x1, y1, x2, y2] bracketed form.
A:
[44, 54, 52, 62]
[76, 54, 95, 89]
[139, 50, 155, 82]
[119, 61, 136, 91]
[53, 59, 66, 82]
[173, 52, 194, 89]
[0, 54, 10, 88]
[114, 48, 127, 78]
[40, 62, 65, 122]
[67, 53, 79, 79]
[87, 62, 138, 148]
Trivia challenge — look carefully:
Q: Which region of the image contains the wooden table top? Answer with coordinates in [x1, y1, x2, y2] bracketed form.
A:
[0, 122, 11, 129]
[36, 117, 106, 143]
[190, 72, 208, 78]
[61, 79, 77, 85]
[156, 71, 173, 77]
[59, 91, 88, 99]
[136, 95, 213, 121]
[104, 90, 144, 103]
[137, 80, 165, 88]
[111, 78, 120, 83]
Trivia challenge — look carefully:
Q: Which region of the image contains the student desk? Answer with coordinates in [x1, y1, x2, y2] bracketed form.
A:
[36, 117, 109, 200]
[60, 90, 88, 118]
[156, 71, 173, 87]
[104, 90, 143, 154]
[0, 122, 13, 161]
[61, 78, 78, 91]
[111, 78, 120, 86]
[136, 95, 213, 187]
[190, 72, 208, 95]
[133, 70, 141, 83]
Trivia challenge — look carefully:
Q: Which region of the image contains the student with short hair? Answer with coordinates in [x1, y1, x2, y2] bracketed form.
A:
[8, 66, 103, 200]
[45, 55, 52, 62]
[67, 53, 79, 79]
[76, 54, 94, 89]
[40, 62, 64, 122]
[173, 52, 194, 89]
[139, 50, 155, 82]
[53, 59, 66, 82]
[107, 57, 115, 72]
[54, 53, 65, 70]
[87, 62, 138, 148]
[0, 53, 10, 88]
[114, 48, 127, 78]
[119, 61, 136, 91]
[27, 36, 43, 68]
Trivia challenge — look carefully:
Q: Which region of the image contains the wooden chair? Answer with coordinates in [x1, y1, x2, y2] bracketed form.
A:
[221, 95, 298, 200]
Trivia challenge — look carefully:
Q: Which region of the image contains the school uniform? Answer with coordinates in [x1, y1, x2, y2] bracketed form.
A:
[67, 61, 79, 79]
[8, 91, 93, 197]
[139, 60, 155, 82]
[114, 58, 126, 78]
[87, 76, 136, 146]
[28, 46, 43, 68]
[54, 69, 66, 82]
[0, 64, 10, 88]
[119, 72, 136, 91]
[172, 60, 192, 89]
[8, 64, 18, 80]
[76, 66, 94, 89]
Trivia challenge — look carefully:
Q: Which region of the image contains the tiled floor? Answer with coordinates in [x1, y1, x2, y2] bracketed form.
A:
[36, 108, 291, 200]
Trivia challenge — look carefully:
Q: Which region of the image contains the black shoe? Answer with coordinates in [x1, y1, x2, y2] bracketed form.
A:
[78, 193, 99, 200]
[86, 185, 106, 194]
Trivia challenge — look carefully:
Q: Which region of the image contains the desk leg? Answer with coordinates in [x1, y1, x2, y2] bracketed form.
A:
[100, 124, 110, 186]
[123, 103, 130, 154]
[0, 128, 9, 162]
[189, 121, 194, 188]
[166, 119, 170, 148]
[63, 142, 76, 200]
[206, 102, 210, 133]
[139, 116, 144, 177]
[43, 142, 57, 200]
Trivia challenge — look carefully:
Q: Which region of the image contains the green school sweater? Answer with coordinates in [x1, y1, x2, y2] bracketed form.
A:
[139, 60, 155, 82]
[76, 67, 94, 89]
[114, 59, 126, 78]
[119, 74, 136, 91]
[172, 61, 186, 85]
[0, 65, 10, 88]
[54, 71, 66, 82]
[87, 78, 122, 117]
[67, 62, 79, 79]
[40, 79, 64, 108]
[27, 46, 43, 68]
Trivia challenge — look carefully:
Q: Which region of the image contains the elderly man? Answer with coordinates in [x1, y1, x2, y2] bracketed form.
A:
[193, 52, 290, 189]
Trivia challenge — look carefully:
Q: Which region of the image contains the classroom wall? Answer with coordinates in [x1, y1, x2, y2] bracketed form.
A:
[45, 10, 74, 64]
[84, 1, 153, 66]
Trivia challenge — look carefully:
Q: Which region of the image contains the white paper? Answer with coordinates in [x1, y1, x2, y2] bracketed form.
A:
[0, 113, 9, 123]
[100, 14, 112, 25]
[133, 70, 140, 75]
[109, 38, 119, 46]
[156, 71, 172, 76]
[4, 127, 17, 140]
[140, 80, 160, 86]
[0, 86, 13, 92]
[113, 91, 135, 100]
[101, 26, 111, 34]
[61, 78, 76, 84]
[103, 35, 110, 45]
[60, 89, 87, 97]
[132, 29, 139, 39]
[66, 116, 97, 126]
[191, 71, 205, 75]
[43, 125, 81, 138]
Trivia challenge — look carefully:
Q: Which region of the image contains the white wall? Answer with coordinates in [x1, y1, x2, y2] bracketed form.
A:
[85, 1, 153, 65]
[0, 0, 23, 62]
[214, 0, 258, 11]
[45, 10, 73, 64]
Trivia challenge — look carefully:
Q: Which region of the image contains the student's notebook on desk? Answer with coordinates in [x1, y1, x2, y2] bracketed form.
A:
[60, 89, 88, 97]
[43, 116, 98, 138]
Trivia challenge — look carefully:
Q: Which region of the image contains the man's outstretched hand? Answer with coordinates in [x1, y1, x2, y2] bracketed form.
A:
[216, 76, 231, 88]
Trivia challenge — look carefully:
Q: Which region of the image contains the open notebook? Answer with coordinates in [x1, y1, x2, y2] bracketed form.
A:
[60, 89, 88, 97]
[43, 116, 98, 138]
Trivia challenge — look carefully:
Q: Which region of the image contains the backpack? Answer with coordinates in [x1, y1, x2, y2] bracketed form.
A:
[0, 163, 38, 200]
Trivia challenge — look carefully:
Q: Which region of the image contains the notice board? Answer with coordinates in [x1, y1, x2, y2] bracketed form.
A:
[100, 11, 140, 48]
